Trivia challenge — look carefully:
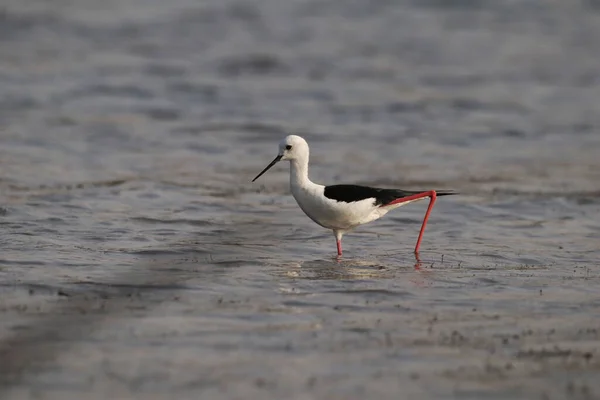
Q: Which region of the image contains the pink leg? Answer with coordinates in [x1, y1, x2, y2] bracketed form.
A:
[333, 230, 343, 257]
[384, 190, 438, 254]
[414, 191, 437, 254]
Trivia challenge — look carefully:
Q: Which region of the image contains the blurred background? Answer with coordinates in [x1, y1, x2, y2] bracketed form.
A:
[1, 0, 599, 399]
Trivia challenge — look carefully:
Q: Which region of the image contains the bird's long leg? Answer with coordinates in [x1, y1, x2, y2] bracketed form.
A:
[384, 191, 438, 254]
[334, 230, 343, 257]
[414, 191, 437, 254]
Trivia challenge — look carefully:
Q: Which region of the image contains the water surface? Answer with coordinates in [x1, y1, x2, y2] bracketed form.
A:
[1, 0, 600, 399]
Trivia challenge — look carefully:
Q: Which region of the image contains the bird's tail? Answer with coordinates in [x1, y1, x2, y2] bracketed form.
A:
[394, 189, 458, 197]
[432, 190, 458, 197]
[380, 189, 458, 208]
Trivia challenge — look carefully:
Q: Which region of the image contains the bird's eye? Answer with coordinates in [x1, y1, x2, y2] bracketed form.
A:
[285, 145, 292, 150]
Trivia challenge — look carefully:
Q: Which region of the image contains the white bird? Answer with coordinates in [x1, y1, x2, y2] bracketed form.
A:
[252, 135, 456, 257]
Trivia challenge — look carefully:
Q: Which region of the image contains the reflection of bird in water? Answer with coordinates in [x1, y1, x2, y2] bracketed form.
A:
[275, 253, 429, 284]
[253, 135, 457, 257]
[414, 252, 423, 270]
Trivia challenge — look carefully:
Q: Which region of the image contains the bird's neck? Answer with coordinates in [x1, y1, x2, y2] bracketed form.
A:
[290, 157, 310, 187]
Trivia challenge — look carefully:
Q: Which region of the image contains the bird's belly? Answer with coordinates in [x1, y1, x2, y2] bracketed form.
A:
[293, 188, 382, 230]
[302, 204, 357, 230]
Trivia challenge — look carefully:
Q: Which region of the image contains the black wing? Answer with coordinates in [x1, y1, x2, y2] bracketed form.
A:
[324, 185, 456, 206]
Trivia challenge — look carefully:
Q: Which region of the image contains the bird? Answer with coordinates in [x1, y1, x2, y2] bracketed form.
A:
[252, 135, 456, 257]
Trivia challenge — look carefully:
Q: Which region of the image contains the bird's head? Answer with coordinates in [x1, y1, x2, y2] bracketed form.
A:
[252, 135, 309, 182]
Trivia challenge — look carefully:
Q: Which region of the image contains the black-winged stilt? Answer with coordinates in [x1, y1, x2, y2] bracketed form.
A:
[252, 135, 456, 257]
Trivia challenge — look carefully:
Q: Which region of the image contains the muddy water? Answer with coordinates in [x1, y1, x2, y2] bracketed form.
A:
[1, 0, 600, 399]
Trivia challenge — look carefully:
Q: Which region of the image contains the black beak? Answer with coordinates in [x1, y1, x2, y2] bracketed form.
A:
[252, 155, 282, 182]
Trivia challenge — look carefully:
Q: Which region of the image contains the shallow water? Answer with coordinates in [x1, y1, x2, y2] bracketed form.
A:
[1, 0, 600, 399]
